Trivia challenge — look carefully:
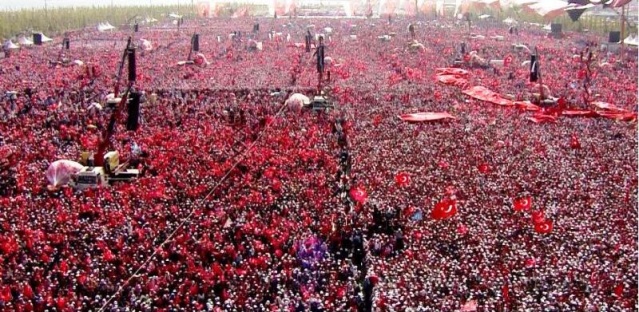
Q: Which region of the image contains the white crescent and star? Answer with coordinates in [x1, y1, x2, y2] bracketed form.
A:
[442, 203, 455, 214]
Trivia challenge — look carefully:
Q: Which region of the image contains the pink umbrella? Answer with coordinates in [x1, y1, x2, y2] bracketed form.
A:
[45, 160, 84, 188]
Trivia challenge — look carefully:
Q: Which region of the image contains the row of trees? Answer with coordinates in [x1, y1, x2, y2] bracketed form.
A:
[0, 3, 632, 41]
[0, 5, 185, 39]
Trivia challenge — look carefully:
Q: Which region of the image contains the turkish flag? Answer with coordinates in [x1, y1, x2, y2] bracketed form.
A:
[349, 186, 368, 203]
[534, 220, 553, 234]
[478, 163, 490, 173]
[570, 135, 581, 149]
[395, 172, 411, 187]
[513, 196, 532, 211]
[373, 115, 383, 126]
[431, 199, 458, 220]
[531, 211, 546, 225]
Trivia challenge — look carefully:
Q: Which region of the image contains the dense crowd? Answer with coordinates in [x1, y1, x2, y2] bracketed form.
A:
[0, 15, 637, 311]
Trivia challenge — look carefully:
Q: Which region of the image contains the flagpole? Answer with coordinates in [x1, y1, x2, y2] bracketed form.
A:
[619, 4, 625, 58]
[535, 47, 544, 102]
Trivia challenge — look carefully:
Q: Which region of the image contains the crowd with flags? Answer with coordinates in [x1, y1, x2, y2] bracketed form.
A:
[0, 14, 637, 311]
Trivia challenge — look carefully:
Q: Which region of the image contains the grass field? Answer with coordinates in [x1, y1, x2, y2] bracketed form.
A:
[0, 4, 632, 41]
[0, 5, 189, 39]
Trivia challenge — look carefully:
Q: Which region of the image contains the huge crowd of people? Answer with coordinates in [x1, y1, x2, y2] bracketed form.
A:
[0, 13, 637, 311]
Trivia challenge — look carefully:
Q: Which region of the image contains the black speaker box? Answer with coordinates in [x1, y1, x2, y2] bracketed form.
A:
[63, 38, 70, 50]
[127, 48, 136, 82]
[127, 92, 141, 131]
[33, 33, 43, 45]
[192, 34, 200, 52]
[134, 23, 139, 32]
[609, 31, 620, 43]
[529, 54, 538, 82]
[550, 23, 562, 34]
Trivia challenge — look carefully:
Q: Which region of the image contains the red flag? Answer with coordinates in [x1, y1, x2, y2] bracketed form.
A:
[349, 186, 368, 203]
[597, 111, 637, 121]
[557, 97, 567, 110]
[570, 135, 581, 149]
[612, 0, 631, 9]
[478, 163, 490, 173]
[534, 220, 553, 234]
[431, 199, 458, 220]
[395, 172, 411, 187]
[525, 258, 536, 267]
[398, 112, 456, 122]
[531, 211, 546, 225]
[373, 115, 383, 126]
[368, 275, 379, 285]
[527, 115, 557, 124]
[502, 284, 509, 301]
[504, 55, 513, 67]
[513, 196, 532, 211]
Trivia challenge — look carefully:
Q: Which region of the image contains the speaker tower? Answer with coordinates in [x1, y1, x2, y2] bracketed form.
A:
[33, 33, 43, 45]
[192, 34, 200, 52]
[126, 92, 141, 131]
[127, 47, 136, 82]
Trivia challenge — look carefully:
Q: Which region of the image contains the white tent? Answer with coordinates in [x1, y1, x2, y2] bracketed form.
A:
[247, 40, 263, 51]
[3, 40, 19, 49]
[623, 35, 638, 46]
[97, 22, 115, 32]
[169, 13, 183, 19]
[18, 37, 33, 46]
[503, 17, 518, 24]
